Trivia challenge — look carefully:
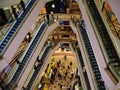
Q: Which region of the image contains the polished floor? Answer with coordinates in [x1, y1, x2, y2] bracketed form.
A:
[38, 48, 79, 90]
[48, 56, 76, 90]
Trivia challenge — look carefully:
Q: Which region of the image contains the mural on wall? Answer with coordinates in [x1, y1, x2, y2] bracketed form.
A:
[102, 1, 120, 38]
[41, 6, 46, 14]
[105, 1, 113, 20]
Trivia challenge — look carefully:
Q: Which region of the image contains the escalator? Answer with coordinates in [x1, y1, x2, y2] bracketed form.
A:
[0, 0, 37, 54]
[3, 22, 47, 90]
[85, 0, 120, 80]
[76, 47, 91, 90]
[25, 45, 51, 90]
[79, 21, 106, 90]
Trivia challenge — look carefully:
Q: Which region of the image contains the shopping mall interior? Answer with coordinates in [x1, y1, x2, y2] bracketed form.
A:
[0, 0, 120, 90]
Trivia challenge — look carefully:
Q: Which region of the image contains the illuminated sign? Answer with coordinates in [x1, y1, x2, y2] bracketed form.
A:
[59, 20, 70, 25]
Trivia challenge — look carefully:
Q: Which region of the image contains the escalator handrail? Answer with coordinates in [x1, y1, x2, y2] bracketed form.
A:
[84, 0, 120, 80]
[11, 22, 47, 81]
[77, 20, 106, 89]
[3, 22, 47, 89]
[0, 0, 38, 54]
[76, 47, 91, 90]
[25, 45, 51, 90]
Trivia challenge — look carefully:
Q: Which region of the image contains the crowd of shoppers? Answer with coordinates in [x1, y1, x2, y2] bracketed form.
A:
[46, 55, 78, 90]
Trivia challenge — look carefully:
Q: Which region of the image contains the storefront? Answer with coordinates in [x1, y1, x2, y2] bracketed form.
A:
[0, 8, 12, 26]
[0, 0, 29, 27]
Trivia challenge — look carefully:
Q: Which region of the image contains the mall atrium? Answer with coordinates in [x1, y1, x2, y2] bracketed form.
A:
[0, 0, 120, 90]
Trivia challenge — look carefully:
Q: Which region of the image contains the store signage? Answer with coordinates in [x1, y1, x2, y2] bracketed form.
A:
[59, 20, 70, 25]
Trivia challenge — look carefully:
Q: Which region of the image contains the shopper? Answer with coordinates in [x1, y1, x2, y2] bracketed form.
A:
[70, 62, 72, 66]
[64, 55, 67, 60]
[65, 71, 68, 76]
[20, 0, 25, 11]
[37, 56, 40, 62]
[34, 65, 37, 69]
[11, 5, 18, 19]
[46, 14, 49, 23]
[16, 58, 21, 64]
[102, 2, 105, 12]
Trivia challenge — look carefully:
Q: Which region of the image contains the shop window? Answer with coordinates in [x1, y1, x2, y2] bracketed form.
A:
[62, 35, 70, 38]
